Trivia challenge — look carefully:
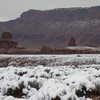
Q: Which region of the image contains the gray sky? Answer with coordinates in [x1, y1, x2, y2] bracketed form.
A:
[0, 0, 100, 21]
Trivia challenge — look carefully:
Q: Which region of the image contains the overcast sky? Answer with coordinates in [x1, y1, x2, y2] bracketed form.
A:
[0, 0, 100, 21]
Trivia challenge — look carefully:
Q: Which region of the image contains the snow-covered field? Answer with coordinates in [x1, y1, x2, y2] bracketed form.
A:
[0, 54, 100, 100]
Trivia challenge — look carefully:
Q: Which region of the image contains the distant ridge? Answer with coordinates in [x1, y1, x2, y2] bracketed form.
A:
[0, 6, 100, 49]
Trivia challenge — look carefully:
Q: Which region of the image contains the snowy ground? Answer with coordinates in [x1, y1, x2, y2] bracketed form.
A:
[0, 54, 100, 100]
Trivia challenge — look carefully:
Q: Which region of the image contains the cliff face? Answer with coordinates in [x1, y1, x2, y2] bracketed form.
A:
[0, 6, 100, 48]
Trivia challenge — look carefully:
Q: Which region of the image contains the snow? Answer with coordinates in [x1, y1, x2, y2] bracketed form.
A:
[66, 19, 100, 28]
[0, 54, 100, 100]
[65, 46, 98, 51]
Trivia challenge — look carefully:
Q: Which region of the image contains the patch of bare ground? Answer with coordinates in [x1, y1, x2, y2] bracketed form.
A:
[90, 96, 100, 100]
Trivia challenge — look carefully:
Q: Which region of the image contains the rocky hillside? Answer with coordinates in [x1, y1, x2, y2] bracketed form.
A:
[0, 6, 100, 49]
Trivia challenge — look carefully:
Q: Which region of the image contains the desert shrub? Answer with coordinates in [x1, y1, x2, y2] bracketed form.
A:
[28, 81, 40, 90]
[84, 58, 97, 65]
[15, 71, 27, 76]
[44, 68, 51, 73]
[5, 87, 24, 98]
[3, 80, 42, 98]
[4, 81, 25, 98]
[70, 58, 98, 68]
[93, 84, 100, 96]
[0, 58, 10, 67]
[76, 84, 100, 98]
[51, 96, 61, 100]
[71, 60, 80, 68]
[77, 54, 81, 57]
[67, 97, 77, 100]
[76, 85, 88, 97]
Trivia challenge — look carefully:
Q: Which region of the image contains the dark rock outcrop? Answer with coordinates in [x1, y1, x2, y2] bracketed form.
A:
[0, 32, 36, 54]
[0, 32, 17, 48]
[68, 37, 76, 46]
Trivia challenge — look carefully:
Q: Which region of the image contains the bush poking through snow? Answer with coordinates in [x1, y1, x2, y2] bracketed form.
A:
[15, 71, 27, 76]
[3, 79, 42, 98]
[28, 81, 40, 90]
[51, 96, 61, 100]
[76, 84, 100, 98]
[4, 82, 25, 98]
[67, 97, 77, 100]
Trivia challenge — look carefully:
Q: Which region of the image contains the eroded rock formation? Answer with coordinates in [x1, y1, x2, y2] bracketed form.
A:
[0, 32, 17, 48]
